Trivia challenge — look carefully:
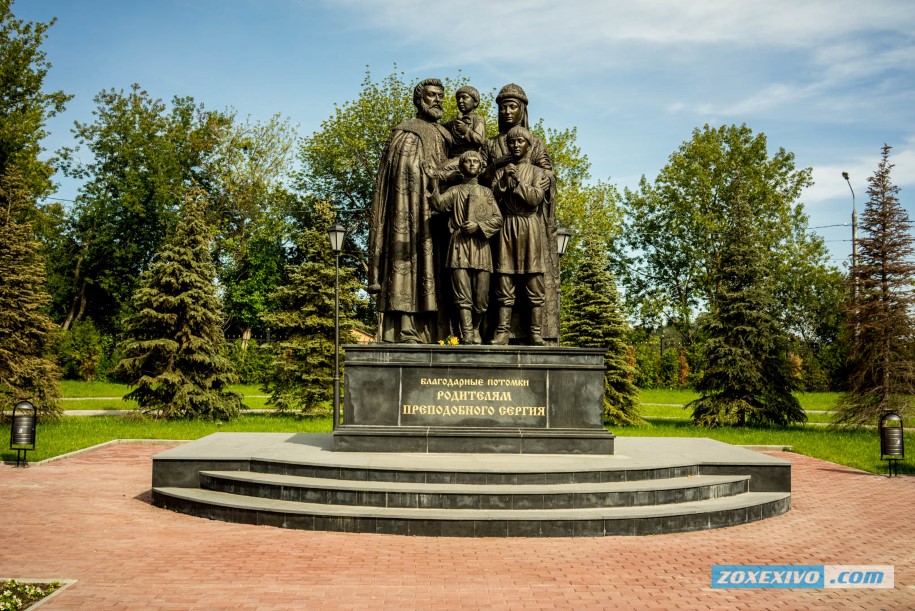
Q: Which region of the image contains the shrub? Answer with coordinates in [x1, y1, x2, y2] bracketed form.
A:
[57, 319, 103, 381]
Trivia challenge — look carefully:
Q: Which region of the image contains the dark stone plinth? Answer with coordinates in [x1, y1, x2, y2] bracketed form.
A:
[337, 345, 614, 454]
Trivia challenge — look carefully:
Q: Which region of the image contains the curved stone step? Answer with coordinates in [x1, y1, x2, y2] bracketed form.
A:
[250, 458, 701, 485]
[199, 471, 750, 510]
[152, 486, 790, 537]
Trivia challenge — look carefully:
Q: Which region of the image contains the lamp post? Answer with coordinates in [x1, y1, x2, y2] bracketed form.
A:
[326, 223, 346, 431]
[842, 171, 858, 299]
[555, 225, 572, 344]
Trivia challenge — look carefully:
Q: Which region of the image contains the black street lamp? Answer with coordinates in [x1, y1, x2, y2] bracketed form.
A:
[326, 223, 346, 431]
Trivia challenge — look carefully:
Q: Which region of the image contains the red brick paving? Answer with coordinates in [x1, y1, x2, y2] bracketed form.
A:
[1, 444, 913, 610]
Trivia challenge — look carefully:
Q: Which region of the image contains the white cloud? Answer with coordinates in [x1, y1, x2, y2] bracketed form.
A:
[330, 0, 915, 124]
[330, 0, 915, 61]
[805, 137, 915, 205]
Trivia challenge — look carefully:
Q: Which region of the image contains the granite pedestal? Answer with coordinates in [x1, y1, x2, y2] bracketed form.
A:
[335, 344, 615, 454]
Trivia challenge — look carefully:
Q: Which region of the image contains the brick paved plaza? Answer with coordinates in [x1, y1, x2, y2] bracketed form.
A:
[1, 443, 912, 609]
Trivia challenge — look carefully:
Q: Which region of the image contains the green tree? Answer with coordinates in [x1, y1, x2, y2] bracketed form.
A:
[1, 1, 72, 317]
[0, 171, 61, 419]
[57, 85, 228, 334]
[116, 189, 241, 420]
[261, 200, 364, 414]
[220, 218, 287, 346]
[835, 145, 915, 425]
[563, 232, 642, 425]
[620, 124, 825, 345]
[205, 114, 298, 347]
[0, 1, 71, 206]
[780, 261, 847, 391]
[688, 187, 806, 427]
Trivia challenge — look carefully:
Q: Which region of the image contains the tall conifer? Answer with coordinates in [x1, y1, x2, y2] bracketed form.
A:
[563, 234, 642, 425]
[0, 171, 61, 418]
[261, 202, 364, 414]
[689, 187, 806, 427]
[117, 189, 241, 420]
[836, 145, 915, 424]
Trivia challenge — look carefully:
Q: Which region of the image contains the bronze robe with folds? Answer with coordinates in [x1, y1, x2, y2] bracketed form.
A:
[486, 142, 560, 342]
[434, 181, 503, 271]
[368, 118, 451, 342]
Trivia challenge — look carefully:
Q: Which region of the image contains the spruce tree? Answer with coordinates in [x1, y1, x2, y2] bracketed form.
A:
[0, 171, 61, 419]
[563, 234, 642, 425]
[116, 189, 241, 420]
[261, 202, 364, 414]
[689, 188, 806, 427]
[836, 145, 915, 425]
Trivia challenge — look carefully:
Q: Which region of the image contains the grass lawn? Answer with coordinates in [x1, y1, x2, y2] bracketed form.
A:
[60, 381, 270, 410]
[638, 389, 914, 427]
[639, 388, 841, 411]
[640, 404, 840, 423]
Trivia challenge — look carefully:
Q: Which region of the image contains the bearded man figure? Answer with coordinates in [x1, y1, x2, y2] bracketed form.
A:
[367, 78, 452, 343]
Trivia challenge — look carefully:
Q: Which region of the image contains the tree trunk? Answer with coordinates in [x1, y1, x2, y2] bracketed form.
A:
[62, 280, 87, 331]
[61, 254, 86, 331]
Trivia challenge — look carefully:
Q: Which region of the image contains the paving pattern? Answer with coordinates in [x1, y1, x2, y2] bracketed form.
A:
[1, 443, 913, 609]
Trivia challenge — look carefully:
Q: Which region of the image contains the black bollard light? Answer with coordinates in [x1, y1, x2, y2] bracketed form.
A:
[10, 400, 37, 468]
[879, 411, 905, 477]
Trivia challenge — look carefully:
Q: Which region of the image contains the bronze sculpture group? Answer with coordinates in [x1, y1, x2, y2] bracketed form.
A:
[368, 80, 561, 345]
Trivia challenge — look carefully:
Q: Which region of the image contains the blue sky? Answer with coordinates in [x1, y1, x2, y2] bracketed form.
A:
[17, 0, 915, 267]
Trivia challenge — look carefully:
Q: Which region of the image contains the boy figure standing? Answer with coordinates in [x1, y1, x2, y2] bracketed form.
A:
[432, 150, 503, 344]
[490, 125, 555, 346]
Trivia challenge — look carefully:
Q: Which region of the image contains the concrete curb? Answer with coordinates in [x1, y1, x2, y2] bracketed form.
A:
[3, 439, 188, 467]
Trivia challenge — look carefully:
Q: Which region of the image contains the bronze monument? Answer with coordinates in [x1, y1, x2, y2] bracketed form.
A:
[368, 80, 561, 345]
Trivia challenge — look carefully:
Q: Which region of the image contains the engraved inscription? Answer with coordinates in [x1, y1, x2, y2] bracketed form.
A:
[401, 369, 547, 427]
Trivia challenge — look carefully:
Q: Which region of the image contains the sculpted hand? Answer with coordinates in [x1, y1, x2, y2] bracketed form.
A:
[462, 221, 479, 235]
[422, 162, 438, 180]
[539, 174, 551, 191]
[505, 164, 519, 188]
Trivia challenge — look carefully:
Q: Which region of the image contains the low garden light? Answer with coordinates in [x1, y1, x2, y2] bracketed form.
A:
[10, 400, 37, 468]
[879, 411, 905, 477]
